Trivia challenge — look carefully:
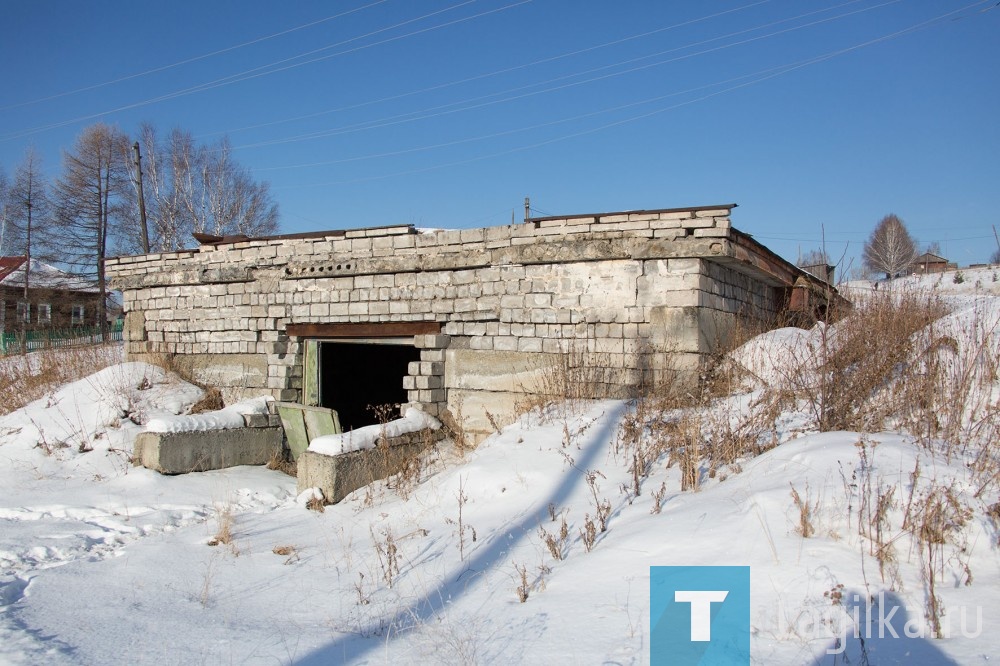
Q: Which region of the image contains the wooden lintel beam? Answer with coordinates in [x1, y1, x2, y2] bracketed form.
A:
[286, 322, 441, 338]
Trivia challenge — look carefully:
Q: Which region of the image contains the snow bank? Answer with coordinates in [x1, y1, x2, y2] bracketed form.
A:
[727, 323, 825, 387]
[308, 407, 441, 456]
[144, 396, 272, 433]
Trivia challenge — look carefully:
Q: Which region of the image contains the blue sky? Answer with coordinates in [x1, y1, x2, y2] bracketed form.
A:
[2, 0, 997, 272]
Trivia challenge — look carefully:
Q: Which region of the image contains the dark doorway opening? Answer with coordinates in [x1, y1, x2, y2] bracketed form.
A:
[318, 340, 420, 431]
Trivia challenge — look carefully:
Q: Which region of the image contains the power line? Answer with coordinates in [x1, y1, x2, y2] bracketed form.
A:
[0, 0, 390, 112]
[238, 0, 906, 157]
[204, 0, 778, 139]
[253, 63, 834, 171]
[1, 0, 528, 141]
[274, 0, 992, 188]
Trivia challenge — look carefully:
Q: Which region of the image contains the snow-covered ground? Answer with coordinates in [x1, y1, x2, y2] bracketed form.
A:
[1, 266, 998, 664]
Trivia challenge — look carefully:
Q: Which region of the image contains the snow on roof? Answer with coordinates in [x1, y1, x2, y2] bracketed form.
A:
[0, 256, 97, 292]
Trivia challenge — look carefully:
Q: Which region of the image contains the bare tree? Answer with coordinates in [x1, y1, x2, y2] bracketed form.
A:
[196, 137, 278, 238]
[53, 123, 130, 339]
[118, 127, 279, 254]
[797, 249, 830, 267]
[863, 214, 917, 279]
[117, 124, 192, 254]
[7, 147, 50, 295]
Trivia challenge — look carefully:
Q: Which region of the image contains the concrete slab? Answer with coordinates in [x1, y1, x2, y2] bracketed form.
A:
[134, 427, 283, 475]
[296, 430, 440, 504]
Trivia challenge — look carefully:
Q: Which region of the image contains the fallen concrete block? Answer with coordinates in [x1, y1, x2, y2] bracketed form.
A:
[134, 427, 284, 474]
[296, 429, 442, 504]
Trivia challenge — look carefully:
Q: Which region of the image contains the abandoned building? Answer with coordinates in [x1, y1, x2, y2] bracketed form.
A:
[106, 204, 837, 443]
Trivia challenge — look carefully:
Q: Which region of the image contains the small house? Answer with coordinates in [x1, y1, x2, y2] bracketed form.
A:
[910, 253, 956, 275]
[0, 256, 103, 340]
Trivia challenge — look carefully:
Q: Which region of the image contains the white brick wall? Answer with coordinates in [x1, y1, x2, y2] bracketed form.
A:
[108, 206, 790, 412]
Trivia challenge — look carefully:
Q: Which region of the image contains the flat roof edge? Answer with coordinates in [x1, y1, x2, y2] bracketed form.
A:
[527, 203, 737, 224]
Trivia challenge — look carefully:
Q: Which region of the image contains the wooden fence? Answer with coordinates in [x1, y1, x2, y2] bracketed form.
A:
[0, 321, 124, 355]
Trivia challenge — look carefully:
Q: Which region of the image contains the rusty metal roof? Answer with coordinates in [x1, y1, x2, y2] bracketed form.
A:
[0, 256, 27, 282]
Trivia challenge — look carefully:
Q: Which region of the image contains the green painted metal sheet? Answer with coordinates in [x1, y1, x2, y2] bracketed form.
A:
[275, 401, 342, 461]
[303, 340, 319, 406]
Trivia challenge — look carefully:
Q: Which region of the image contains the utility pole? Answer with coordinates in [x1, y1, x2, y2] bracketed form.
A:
[23, 179, 31, 301]
[133, 141, 150, 253]
[993, 225, 1000, 264]
[19, 178, 32, 355]
[524, 196, 530, 224]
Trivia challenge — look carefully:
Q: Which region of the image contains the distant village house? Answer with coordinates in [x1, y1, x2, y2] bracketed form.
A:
[909, 252, 957, 275]
[0, 257, 102, 336]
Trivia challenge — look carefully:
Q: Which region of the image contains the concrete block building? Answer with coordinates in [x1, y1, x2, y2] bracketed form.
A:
[106, 204, 837, 442]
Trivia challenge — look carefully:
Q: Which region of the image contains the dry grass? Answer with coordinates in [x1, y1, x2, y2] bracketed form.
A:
[812, 291, 946, 432]
[579, 514, 597, 552]
[789, 483, 816, 538]
[306, 494, 326, 512]
[514, 563, 530, 603]
[189, 386, 224, 414]
[272, 544, 300, 565]
[371, 526, 400, 588]
[0, 344, 121, 416]
[607, 286, 999, 504]
[538, 515, 569, 561]
[513, 340, 638, 422]
[907, 480, 974, 638]
[446, 476, 476, 561]
[266, 449, 297, 477]
[207, 504, 235, 549]
[144, 351, 230, 413]
[696, 288, 1000, 489]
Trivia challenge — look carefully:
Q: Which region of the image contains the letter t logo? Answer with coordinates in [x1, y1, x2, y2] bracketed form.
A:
[675, 590, 729, 641]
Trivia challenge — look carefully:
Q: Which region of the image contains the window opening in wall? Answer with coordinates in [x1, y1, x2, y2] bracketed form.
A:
[317, 339, 421, 432]
[38, 303, 51, 325]
[17, 301, 30, 324]
[71, 304, 85, 325]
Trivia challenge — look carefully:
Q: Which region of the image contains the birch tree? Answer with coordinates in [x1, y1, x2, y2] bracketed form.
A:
[117, 124, 192, 253]
[195, 137, 278, 238]
[863, 214, 917, 279]
[119, 127, 279, 253]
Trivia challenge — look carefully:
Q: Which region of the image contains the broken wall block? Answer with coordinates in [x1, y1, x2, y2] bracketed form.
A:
[134, 427, 283, 474]
[296, 430, 441, 504]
